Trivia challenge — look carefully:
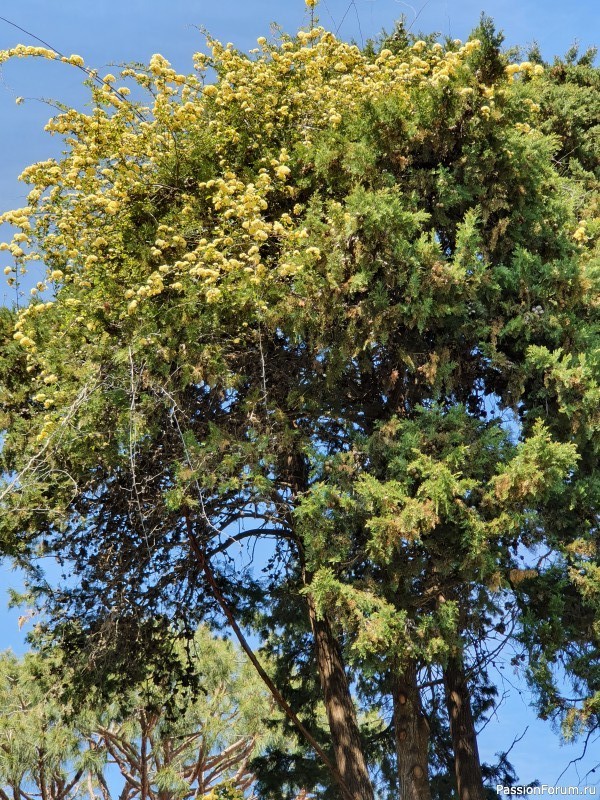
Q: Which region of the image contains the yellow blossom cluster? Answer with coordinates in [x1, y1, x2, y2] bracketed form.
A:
[505, 61, 545, 80]
[198, 31, 485, 151]
[0, 24, 552, 398]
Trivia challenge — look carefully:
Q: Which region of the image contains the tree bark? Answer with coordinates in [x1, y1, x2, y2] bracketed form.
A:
[140, 711, 150, 800]
[443, 655, 485, 800]
[392, 660, 432, 800]
[306, 594, 375, 800]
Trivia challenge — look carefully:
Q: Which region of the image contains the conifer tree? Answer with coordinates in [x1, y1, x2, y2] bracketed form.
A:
[0, 8, 598, 799]
[0, 629, 289, 800]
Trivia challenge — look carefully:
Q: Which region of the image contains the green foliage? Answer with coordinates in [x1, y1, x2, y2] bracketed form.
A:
[0, 12, 598, 798]
[0, 650, 91, 800]
[0, 628, 285, 800]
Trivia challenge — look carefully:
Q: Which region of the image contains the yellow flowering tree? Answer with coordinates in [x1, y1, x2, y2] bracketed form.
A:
[0, 13, 598, 800]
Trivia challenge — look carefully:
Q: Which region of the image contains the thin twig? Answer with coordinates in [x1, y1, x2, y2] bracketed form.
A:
[0, 15, 146, 121]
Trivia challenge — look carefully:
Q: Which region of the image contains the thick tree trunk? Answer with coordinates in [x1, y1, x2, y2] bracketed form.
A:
[443, 655, 485, 800]
[307, 594, 375, 800]
[392, 660, 431, 800]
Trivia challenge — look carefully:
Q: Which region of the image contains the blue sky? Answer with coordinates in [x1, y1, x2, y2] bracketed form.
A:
[1, 0, 599, 790]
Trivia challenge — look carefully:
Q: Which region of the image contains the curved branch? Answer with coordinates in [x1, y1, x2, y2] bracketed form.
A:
[183, 514, 354, 800]
[206, 527, 296, 558]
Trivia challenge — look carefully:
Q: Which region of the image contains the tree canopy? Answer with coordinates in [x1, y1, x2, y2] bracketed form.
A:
[0, 627, 292, 800]
[0, 7, 598, 799]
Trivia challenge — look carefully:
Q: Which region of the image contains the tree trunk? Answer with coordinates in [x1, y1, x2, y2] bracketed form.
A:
[140, 711, 150, 800]
[392, 660, 431, 800]
[307, 594, 375, 800]
[443, 655, 485, 800]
